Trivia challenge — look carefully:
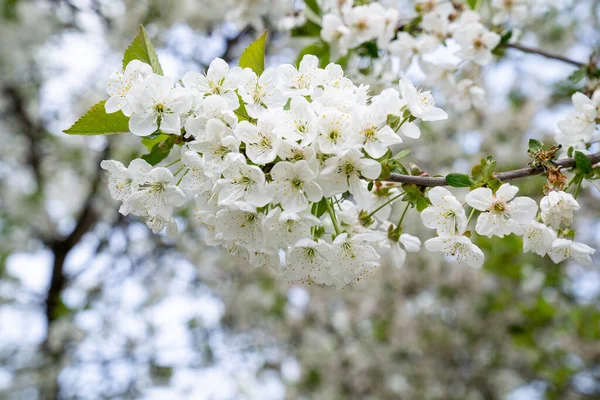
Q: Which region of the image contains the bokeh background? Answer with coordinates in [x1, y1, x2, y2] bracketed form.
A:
[1, 0, 599, 399]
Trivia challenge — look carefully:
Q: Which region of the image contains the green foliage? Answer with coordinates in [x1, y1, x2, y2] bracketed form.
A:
[405, 185, 430, 212]
[360, 41, 379, 58]
[63, 101, 130, 135]
[123, 25, 164, 75]
[296, 40, 330, 68]
[492, 30, 512, 56]
[528, 138, 544, 153]
[65, 24, 165, 136]
[141, 133, 170, 150]
[141, 135, 177, 165]
[393, 148, 411, 160]
[568, 67, 586, 84]
[574, 151, 592, 174]
[466, 0, 481, 10]
[2, 0, 19, 20]
[446, 173, 473, 188]
[304, 0, 322, 16]
[291, 20, 321, 37]
[471, 156, 497, 190]
[239, 31, 267, 75]
[312, 197, 329, 218]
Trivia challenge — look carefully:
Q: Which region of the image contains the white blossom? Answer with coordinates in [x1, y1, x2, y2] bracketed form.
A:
[453, 22, 501, 65]
[121, 167, 186, 221]
[269, 160, 323, 212]
[466, 183, 538, 237]
[181, 57, 241, 109]
[548, 239, 595, 266]
[105, 60, 152, 116]
[319, 148, 381, 198]
[513, 221, 557, 256]
[421, 187, 468, 235]
[126, 74, 193, 136]
[556, 91, 599, 147]
[100, 158, 151, 202]
[217, 160, 272, 207]
[540, 190, 580, 229]
[425, 235, 485, 268]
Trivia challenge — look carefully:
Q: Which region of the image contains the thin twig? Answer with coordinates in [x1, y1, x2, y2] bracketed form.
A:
[384, 152, 600, 187]
[504, 43, 586, 68]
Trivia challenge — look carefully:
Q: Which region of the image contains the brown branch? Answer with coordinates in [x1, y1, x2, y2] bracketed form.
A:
[3, 86, 45, 189]
[44, 145, 110, 329]
[385, 152, 600, 187]
[504, 43, 587, 68]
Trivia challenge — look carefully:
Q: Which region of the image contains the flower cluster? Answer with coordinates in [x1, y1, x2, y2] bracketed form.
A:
[101, 56, 450, 286]
[556, 89, 599, 149]
[320, 1, 501, 67]
[99, 53, 595, 287]
[313, 0, 504, 116]
[420, 185, 594, 268]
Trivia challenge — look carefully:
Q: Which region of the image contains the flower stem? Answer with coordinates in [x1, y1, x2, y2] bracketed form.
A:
[325, 198, 342, 236]
[365, 192, 405, 220]
[164, 158, 181, 168]
[173, 166, 184, 177]
[397, 202, 410, 228]
[466, 208, 477, 227]
[573, 179, 583, 199]
[176, 168, 189, 186]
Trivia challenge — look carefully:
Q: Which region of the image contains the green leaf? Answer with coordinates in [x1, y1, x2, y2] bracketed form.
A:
[446, 173, 473, 188]
[393, 148, 411, 160]
[239, 31, 267, 75]
[466, 0, 480, 9]
[291, 20, 321, 37]
[63, 101, 130, 135]
[487, 179, 502, 192]
[416, 196, 431, 212]
[528, 138, 544, 153]
[472, 156, 497, 184]
[390, 162, 409, 175]
[574, 151, 592, 174]
[378, 165, 391, 180]
[296, 41, 330, 68]
[304, 0, 322, 16]
[123, 25, 164, 75]
[312, 197, 329, 218]
[2, 0, 19, 20]
[142, 136, 176, 166]
[142, 133, 170, 151]
[361, 41, 379, 58]
[568, 68, 586, 84]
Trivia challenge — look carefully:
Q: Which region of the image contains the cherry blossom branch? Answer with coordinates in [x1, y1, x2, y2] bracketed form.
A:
[504, 43, 587, 68]
[385, 152, 600, 187]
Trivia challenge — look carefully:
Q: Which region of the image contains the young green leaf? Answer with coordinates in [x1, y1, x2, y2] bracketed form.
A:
[446, 173, 473, 188]
[123, 25, 164, 75]
[528, 138, 544, 153]
[487, 179, 502, 192]
[239, 31, 267, 75]
[304, 0, 322, 16]
[466, 0, 481, 9]
[312, 197, 329, 218]
[296, 41, 330, 68]
[568, 68, 586, 84]
[574, 151, 592, 174]
[63, 101, 130, 135]
[393, 148, 411, 160]
[142, 136, 176, 166]
[142, 133, 170, 151]
[472, 156, 496, 184]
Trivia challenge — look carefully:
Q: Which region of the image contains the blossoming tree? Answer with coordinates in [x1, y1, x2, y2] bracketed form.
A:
[66, 3, 599, 286]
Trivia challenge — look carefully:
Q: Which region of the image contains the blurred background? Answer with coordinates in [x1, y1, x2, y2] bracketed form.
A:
[0, 0, 599, 399]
